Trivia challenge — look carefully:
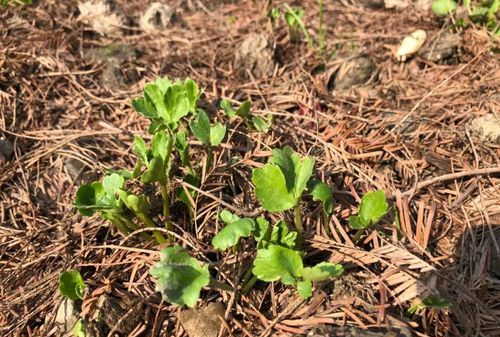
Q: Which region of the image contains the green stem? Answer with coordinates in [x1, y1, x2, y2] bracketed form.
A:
[322, 210, 331, 237]
[136, 212, 166, 245]
[353, 229, 365, 243]
[284, 4, 315, 49]
[206, 147, 214, 172]
[159, 184, 173, 243]
[210, 278, 233, 292]
[241, 275, 258, 294]
[293, 205, 304, 234]
[110, 218, 130, 236]
[119, 215, 152, 241]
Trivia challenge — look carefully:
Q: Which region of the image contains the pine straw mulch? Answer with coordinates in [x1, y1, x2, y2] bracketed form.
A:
[1, 1, 499, 337]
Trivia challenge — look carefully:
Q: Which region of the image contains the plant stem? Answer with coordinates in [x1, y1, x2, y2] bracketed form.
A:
[241, 275, 258, 294]
[119, 215, 152, 240]
[209, 279, 233, 292]
[353, 229, 365, 243]
[293, 205, 304, 234]
[284, 4, 315, 49]
[110, 218, 130, 236]
[159, 184, 173, 242]
[322, 210, 331, 237]
[206, 147, 214, 172]
[136, 212, 166, 245]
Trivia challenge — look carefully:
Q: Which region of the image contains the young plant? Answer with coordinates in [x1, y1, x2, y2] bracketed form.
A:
[189, 109, 226, 170]
[150, 245, 231, 308]
[220, 99, 272, 133]
[212, 211, 343, 298]
[252, 146, 314, 233]
[408, 295, 451, 314]
[432, 0, 499, 34]
[348, 190, 388, 242]
[252, 244, 343, 299]
[132, 77, 198, 134]
[74, 172, 166, 244]
[309, 181, 334, 235]
[59, 270, 85, 301]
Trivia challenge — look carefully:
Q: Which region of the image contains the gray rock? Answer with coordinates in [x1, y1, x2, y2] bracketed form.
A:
[309, 325, 413, 337]
[470, 113, 500, 145]
[418, 33, 461, 63]
[234, 34, 275, 79]
[140, 2, 174, 33]
[331, 55, 377, 91]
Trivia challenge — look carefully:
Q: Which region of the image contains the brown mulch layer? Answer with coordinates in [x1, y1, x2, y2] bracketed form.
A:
[1, 1, 499, 337]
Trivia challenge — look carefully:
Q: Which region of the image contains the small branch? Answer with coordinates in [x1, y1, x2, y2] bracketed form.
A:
[396, 166, 500, 199]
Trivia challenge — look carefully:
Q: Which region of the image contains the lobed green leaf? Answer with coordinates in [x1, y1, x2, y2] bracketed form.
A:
[59, 270, 85, 300]
[252, 244, 303, 285]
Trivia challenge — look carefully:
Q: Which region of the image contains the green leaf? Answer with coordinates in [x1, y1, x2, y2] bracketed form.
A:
[141, 156, 166, 184]
[123, 193, 150, 214]
[174, 130, 190, 168]
[252, 245, 303, 285]
[74, 184, 99, 216]
[150, 246, 210, 307]
[132, 97, 157, 119]
[235, 101, 251, 119]
[297, 280, 312, 299]
[284, 7, 304, 28]
[252, 116, 270, 132]
[358, 190, 388, 225]
[59, 270, 85, 300]
[151, 131, 171, 161]
[220, 210, 240, 224]
[268, 7, 281, 23]
[310, 181, 334, 214]
[102, 173, 124, 201]
[144, 83, 168, 119]
[210, 123, 226, 146]
[255, 217, 271, 248]
[220, 99, 236, 117]
[252, 164, 296, 211]
[270, 220, 297, 249]
[190, 109, 211, 146]
[431, 0, 457, 16]
[184, 78, 199, 112]
[408, 295, 451, 314]
[73, 319, 86, 337]
[302, 262, 344, 282]
[348, 215, 369, 230]
[133, 136, 148, 163]
[212, 218, 255, 250]
[253, 147, 314, 212]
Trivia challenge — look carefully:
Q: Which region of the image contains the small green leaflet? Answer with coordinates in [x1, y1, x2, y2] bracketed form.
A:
[310, 181, 334, 214]
[284, 7, 304, 28]
[268, 7, 281, 23]
[132, 131, 172, 184]
[408, 295, 451, 314]
[431, 0, 457, 15]
[252, 116, 271, 133]
[59, 270, 85, 300]
[302, 262, 344, 282]
[190, 109, 226, 147]
[297, 280, 312, 299]
[150, 246, 210, 308]
[348, 190, 388, 230]
[212, 217, 256, 250]
[252, 244, 303, 285]
[252, 147, 314, 212]
[74, 173, 125, 216]
[220, 99, 251, 119]
[73, 319, 86, 337]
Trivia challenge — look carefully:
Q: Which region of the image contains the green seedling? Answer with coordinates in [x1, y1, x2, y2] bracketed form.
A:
[189, 109, 226, 170]
[309, 181, 334, 235]
[59, 270, 85, 301]
[73, 319, 86, 337]
[252, 146, 314, 232]
[283, 5, 315, 48]
[150, 245, 231, 308]
[431, 0, 499, 34]
[268, 7, 281, 24]
[408, 295, 451, 314]
[74, 173, 134, 236]
[348, 190, 388, 242]
[0, 0, 31, 7]
[252, 244, 343, 299]
[132, 77, 198, 134]
[220, 99, 272, 133]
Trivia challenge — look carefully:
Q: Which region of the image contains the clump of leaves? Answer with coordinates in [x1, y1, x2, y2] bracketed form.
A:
[348, 190, 388, 242]
[220, 99, 272, 133]
[432, 0, 499, 34]
[212, 211, 343, 298]
[150, 246, 231, 307]
[59, 270, 85, 300]
[408, 295, 451, 314]
[252, 146, 315, 232]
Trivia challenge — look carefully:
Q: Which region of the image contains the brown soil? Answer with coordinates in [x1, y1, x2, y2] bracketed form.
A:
[1, 1, 499, 337]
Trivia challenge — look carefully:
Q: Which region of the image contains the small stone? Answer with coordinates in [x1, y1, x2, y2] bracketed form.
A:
[178, 302, 225, 337]
[55, 298, 80, 334]
[234, 34, 275, 79]
[470, 114, 500, 144]
[0, 137, 14, 160]
[418, 32, 461, 63]
[140, 2, 174, 33]
[330, 55, 377, 91]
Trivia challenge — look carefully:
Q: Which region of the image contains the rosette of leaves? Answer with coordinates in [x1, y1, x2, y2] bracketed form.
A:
[150, 246, 211, 308]
[348, 190, 388, 241]
[252, 146, 314, 232]
[132, 77, 199, 133]
[252, 244, 344, 299]
[74, 173, 132, 236]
